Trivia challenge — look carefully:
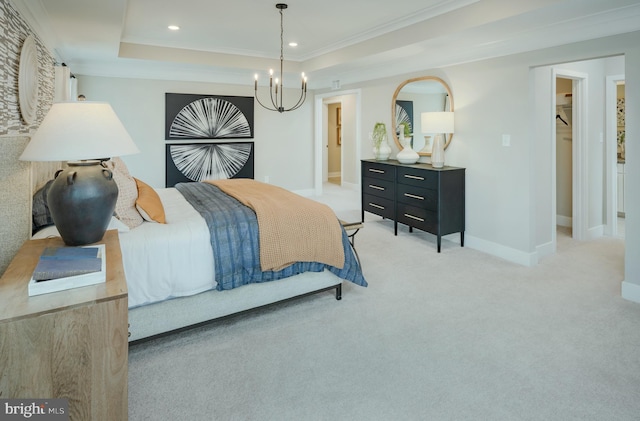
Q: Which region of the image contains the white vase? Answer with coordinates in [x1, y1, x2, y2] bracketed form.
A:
[373, 141, 391, 160]
[431, 134, 445, 168]
[397, 144, 419, 164]
[396, 131, 419, 164]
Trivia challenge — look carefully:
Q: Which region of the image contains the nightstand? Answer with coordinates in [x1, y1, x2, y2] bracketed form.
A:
[0, 230, 128, 420]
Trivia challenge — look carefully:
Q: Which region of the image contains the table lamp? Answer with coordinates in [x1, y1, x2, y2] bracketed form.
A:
[421, 111, 454, 168]
[20, 102, 139, 246]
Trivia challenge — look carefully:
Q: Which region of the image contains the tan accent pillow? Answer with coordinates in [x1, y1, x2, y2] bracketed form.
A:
[105, 158, 143, 229]
[134, 178, 166, 224]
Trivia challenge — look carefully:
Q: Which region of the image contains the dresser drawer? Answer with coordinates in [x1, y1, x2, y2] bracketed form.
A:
[363, 161, 394, 181]
[363, 177, 395, 200]
[397, 167, 437, 189]
[363, 194, 394, 219]
[397, 183, 437, 210]
[397, 203, 438, 233]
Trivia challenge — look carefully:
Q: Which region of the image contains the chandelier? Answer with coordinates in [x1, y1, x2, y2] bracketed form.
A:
[254, 3, 307, 113]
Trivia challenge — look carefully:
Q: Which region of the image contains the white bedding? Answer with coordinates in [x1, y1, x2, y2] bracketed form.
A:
[33, 188, 215, 308]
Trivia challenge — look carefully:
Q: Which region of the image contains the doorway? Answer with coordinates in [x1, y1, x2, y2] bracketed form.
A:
[313, 89, 362, 196]
[552, 68, 588, 245]
[606, 74, 626, 239]
[327, 103, 342, 185]
[555, 77, 573, 235]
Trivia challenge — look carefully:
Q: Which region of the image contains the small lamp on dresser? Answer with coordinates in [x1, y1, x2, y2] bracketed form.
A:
[422, 111, 454, 168]
[20, 101, 139, 246]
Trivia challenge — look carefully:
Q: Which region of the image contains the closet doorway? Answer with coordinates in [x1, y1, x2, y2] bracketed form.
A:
[552, 69, 588, 243]
[555, 77, 573, 235]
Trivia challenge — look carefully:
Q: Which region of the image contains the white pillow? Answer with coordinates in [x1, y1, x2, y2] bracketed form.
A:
[105, 158, 143, 229]
[32, 216, 128, 240]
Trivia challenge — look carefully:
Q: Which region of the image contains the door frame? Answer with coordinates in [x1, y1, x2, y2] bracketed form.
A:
[605, 74, 625, 237]
[313, 89, 362, 196]
[551, 68, 588, 244]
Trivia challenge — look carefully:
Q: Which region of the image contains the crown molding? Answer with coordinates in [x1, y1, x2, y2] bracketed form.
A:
[9, 0, 62, 62]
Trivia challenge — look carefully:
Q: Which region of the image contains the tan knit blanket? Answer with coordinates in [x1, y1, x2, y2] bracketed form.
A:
[207, 179, 345, 271]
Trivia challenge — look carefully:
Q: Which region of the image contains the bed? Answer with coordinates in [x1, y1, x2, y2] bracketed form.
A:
[32, 159, 367, 342]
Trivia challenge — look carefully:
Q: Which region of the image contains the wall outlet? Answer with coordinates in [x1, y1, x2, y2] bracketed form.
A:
[502, 134, 511, 147]
[264, 176, 270, 183]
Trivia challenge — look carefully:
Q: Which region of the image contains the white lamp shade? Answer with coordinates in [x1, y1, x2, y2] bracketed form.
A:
[20, 101, 139, 162]
[421, 111, 455, 134]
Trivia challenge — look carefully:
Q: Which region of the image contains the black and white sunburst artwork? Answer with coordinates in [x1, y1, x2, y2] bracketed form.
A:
[165, 142, 255, 187]
[165, 94, 254, 140]
[170, 98, 249, 138]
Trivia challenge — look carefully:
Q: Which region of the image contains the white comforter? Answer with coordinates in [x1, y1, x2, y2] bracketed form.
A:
[33, 188, 215, 308]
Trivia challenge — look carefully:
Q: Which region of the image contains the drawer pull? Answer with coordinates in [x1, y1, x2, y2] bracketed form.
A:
[404, 213, 424, 222]
[404, 174, 424, 180]
[369, 168, 385, 174]
[369, 185, 385, 191]
[404, 193, 424, 200]
[369, 203, 385, 210]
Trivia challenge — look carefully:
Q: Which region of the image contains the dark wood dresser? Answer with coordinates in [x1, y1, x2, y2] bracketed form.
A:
[361, 159, 465, 252]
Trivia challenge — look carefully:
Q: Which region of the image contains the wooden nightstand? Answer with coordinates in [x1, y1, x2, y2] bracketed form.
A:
[0, 230, 128, 420]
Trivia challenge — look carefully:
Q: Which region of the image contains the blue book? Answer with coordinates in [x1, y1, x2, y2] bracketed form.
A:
[32, 247, 102, 281]
[40, 246, 99, 260]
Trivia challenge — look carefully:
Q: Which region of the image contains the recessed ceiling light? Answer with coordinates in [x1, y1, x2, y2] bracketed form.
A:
[168, 25, 180, 31]
[288, 42, 298, 47]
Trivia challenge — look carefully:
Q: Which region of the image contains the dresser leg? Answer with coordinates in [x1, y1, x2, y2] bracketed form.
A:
[461, 232, 464, 247]
[437, 236, 441, 253]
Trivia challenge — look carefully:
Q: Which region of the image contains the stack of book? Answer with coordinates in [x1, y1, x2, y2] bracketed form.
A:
[28, 244, 106, 296]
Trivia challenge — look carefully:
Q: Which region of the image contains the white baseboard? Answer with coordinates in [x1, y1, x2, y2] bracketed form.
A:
[536, 240, 555, 261]
[622, 281, 640, 304]
[465, 235, 538, 267]
[556, 215, 572, 227]
[587, 224, 604, 240]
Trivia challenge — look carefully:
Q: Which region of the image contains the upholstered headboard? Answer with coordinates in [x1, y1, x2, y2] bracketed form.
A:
[0, 136, 32, 274]
[0, 136, 61, 275]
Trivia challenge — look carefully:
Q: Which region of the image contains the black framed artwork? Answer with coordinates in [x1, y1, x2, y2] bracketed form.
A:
[165, 93, 254, 140]
[165, 142, 255, 187]
[395, 100, 413, 134]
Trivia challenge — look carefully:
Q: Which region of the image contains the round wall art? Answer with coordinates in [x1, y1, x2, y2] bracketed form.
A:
[18, 35, 39, 125]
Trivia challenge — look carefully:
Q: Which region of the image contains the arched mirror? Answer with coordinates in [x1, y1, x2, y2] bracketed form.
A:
[391, 76, 454, 156]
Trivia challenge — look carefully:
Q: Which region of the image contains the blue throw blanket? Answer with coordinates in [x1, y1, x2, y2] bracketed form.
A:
[175, 182, 367, 290]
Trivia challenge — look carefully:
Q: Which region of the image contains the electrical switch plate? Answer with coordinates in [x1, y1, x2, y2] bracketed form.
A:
[502, 134, 511, 147]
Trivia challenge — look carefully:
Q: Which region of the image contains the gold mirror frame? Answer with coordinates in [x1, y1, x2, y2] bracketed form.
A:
[391, 76, 454, 156]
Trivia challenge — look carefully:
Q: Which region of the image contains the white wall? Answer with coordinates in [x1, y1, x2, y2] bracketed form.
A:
[77, 76, 314, 191]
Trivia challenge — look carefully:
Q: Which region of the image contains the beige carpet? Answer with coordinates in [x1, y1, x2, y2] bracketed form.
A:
[128, 185, 639, 421]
